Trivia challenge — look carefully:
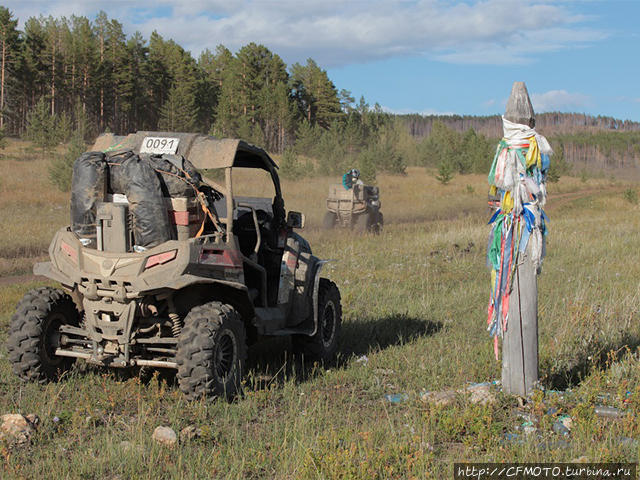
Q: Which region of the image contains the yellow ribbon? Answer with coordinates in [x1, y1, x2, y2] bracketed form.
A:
[525, 136, 541, 170]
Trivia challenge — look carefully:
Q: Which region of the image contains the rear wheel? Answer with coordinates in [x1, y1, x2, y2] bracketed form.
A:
[322, 211, 336, 229]
[7, 287, 79, 383]
[353, 212, 371, 233]
[373, 211, 384, 234]
[176, 302, 247, 401]
[293, 279, 342, 362]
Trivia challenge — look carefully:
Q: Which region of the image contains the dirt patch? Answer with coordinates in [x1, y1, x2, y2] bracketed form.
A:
[547, 186, 626, 211]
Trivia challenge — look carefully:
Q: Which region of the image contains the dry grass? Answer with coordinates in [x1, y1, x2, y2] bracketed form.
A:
[1, 138, 640, 477]
[0, 141, 69, 275]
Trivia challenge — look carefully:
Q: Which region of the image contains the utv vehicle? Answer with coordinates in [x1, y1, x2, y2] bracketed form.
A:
[7, 132, 342, 400]
[324, 183, 383, 233]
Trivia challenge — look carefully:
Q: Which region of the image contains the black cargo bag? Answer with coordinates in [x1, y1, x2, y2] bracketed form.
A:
[145, 153, 203, 197]
[107, 151, 172, 248]
[70, 151, 107, 240]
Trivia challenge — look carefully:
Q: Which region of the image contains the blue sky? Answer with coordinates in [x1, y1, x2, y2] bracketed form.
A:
[9, 0, 640, 121]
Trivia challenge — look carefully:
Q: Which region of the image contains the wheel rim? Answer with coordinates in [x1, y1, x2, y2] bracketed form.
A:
[321, 301, 337, 348]
[42, 312, 65, 366]
[214, 329, 237, 380]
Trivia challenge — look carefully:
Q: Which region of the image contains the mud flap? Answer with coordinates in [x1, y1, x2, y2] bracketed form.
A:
[310, 260, 329, 336]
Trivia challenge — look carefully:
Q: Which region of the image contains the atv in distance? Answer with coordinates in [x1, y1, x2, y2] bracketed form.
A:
[324, 183, 383, 233]
[7, 132, 342, 400]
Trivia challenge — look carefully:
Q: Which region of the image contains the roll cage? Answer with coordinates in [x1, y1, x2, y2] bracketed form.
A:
[92, 131, 286, 243]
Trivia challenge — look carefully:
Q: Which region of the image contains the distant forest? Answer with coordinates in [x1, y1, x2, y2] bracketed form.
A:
[1, 6, 639, 184]
[400, 114, 640, 176]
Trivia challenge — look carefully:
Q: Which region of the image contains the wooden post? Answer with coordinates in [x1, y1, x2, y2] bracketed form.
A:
[501, 81, 539, 397]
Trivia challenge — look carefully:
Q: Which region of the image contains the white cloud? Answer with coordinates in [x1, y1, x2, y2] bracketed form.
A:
[6, 0, 605, 67]
[530, 90, 591, 112]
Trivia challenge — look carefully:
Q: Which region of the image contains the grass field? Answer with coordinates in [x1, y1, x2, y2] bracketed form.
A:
[1, 139, 640, 478]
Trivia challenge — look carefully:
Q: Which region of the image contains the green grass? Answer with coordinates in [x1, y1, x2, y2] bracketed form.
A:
[1, 139, 640, 478]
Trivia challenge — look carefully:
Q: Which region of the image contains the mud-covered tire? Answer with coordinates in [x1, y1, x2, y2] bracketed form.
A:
[293, 279, 342, 362]
[176, 302, 247, 401]
[6, 287, 79, 383]
[372, 211, 383, 234]
[323, 211, 337, 229]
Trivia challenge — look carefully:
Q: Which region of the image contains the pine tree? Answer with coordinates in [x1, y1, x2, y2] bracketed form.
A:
[121, 32, 150, 131]
[0, 7, 19, 130]
[261, 80, 295, 152]
[356, 148, 377, 184]
[279, 147, 303, 179]
[158, 81, 198, 132]
[26, 96, 59, 157]
[198, 45, 232, 131]
[290, 59, 342, 129]
[339, 89, 355, 113]
[43, 16, 62, 116]
[147, 31, 173, 128]
[49, 127, 85, 191]
[105, 18, 127, 132]
[214, 43, 289, 144]
[294, 120, 321, 156]
[435, 159, 454, 185]
[69, 15, 96, 120]
[0, 125, 7, 152]
[18, 19, 47, 133]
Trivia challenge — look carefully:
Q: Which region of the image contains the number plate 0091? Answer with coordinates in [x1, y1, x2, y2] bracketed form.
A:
[140, 137, 180, 155]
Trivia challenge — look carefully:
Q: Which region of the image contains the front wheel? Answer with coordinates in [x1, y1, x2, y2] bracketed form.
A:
[323, 211, 336, 229]
[293, 279, 342, 362]
[353, 212, 370, 233]
[176, 302, 247, 401]
[7, 287, 79, 383]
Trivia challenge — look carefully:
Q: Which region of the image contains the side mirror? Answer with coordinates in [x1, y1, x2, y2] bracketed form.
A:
[286, 211, 305, 229]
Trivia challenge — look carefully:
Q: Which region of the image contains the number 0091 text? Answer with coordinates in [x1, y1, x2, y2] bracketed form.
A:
[140, 137, 180, 155]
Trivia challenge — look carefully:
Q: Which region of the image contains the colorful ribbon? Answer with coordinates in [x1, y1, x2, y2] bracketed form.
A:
[486, 116, 552, 359]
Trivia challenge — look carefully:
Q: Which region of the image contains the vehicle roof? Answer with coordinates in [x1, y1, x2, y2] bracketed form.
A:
[91, 131, 278, 171]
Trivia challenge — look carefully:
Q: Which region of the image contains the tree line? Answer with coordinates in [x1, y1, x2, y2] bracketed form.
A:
[0, 8, 347, 152]
[400, 112, 640, 139]
[1, 6, 639, 189]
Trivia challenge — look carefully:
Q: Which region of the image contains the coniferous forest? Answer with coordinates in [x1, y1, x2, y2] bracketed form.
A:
[1, 6, 640, 186]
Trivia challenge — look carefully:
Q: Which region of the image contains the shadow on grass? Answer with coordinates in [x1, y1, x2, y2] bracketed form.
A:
[55, 314, 443, 397]
[339, 313, 443, 357]
[541, 331, 640, 391]
[243, 314, 443, 390]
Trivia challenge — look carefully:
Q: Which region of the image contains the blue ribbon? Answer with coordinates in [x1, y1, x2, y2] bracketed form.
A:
[488, 209, 501, 224]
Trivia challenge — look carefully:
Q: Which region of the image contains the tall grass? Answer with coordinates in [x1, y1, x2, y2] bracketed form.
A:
[1, 139, 640, 477]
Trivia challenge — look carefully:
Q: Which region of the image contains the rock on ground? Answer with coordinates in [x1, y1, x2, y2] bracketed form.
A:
[420, 390, 457, 406]
[0, 414, 39, 446]
[152, 426, 177, 446]
[465, 384, 496, 406]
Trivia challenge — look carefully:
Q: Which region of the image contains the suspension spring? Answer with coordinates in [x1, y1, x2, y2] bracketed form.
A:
[169, 311, 182, 337]
[166, 296, 183, 337]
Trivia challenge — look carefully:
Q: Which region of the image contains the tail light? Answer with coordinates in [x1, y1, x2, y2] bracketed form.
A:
[144, 250, 177, 270]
